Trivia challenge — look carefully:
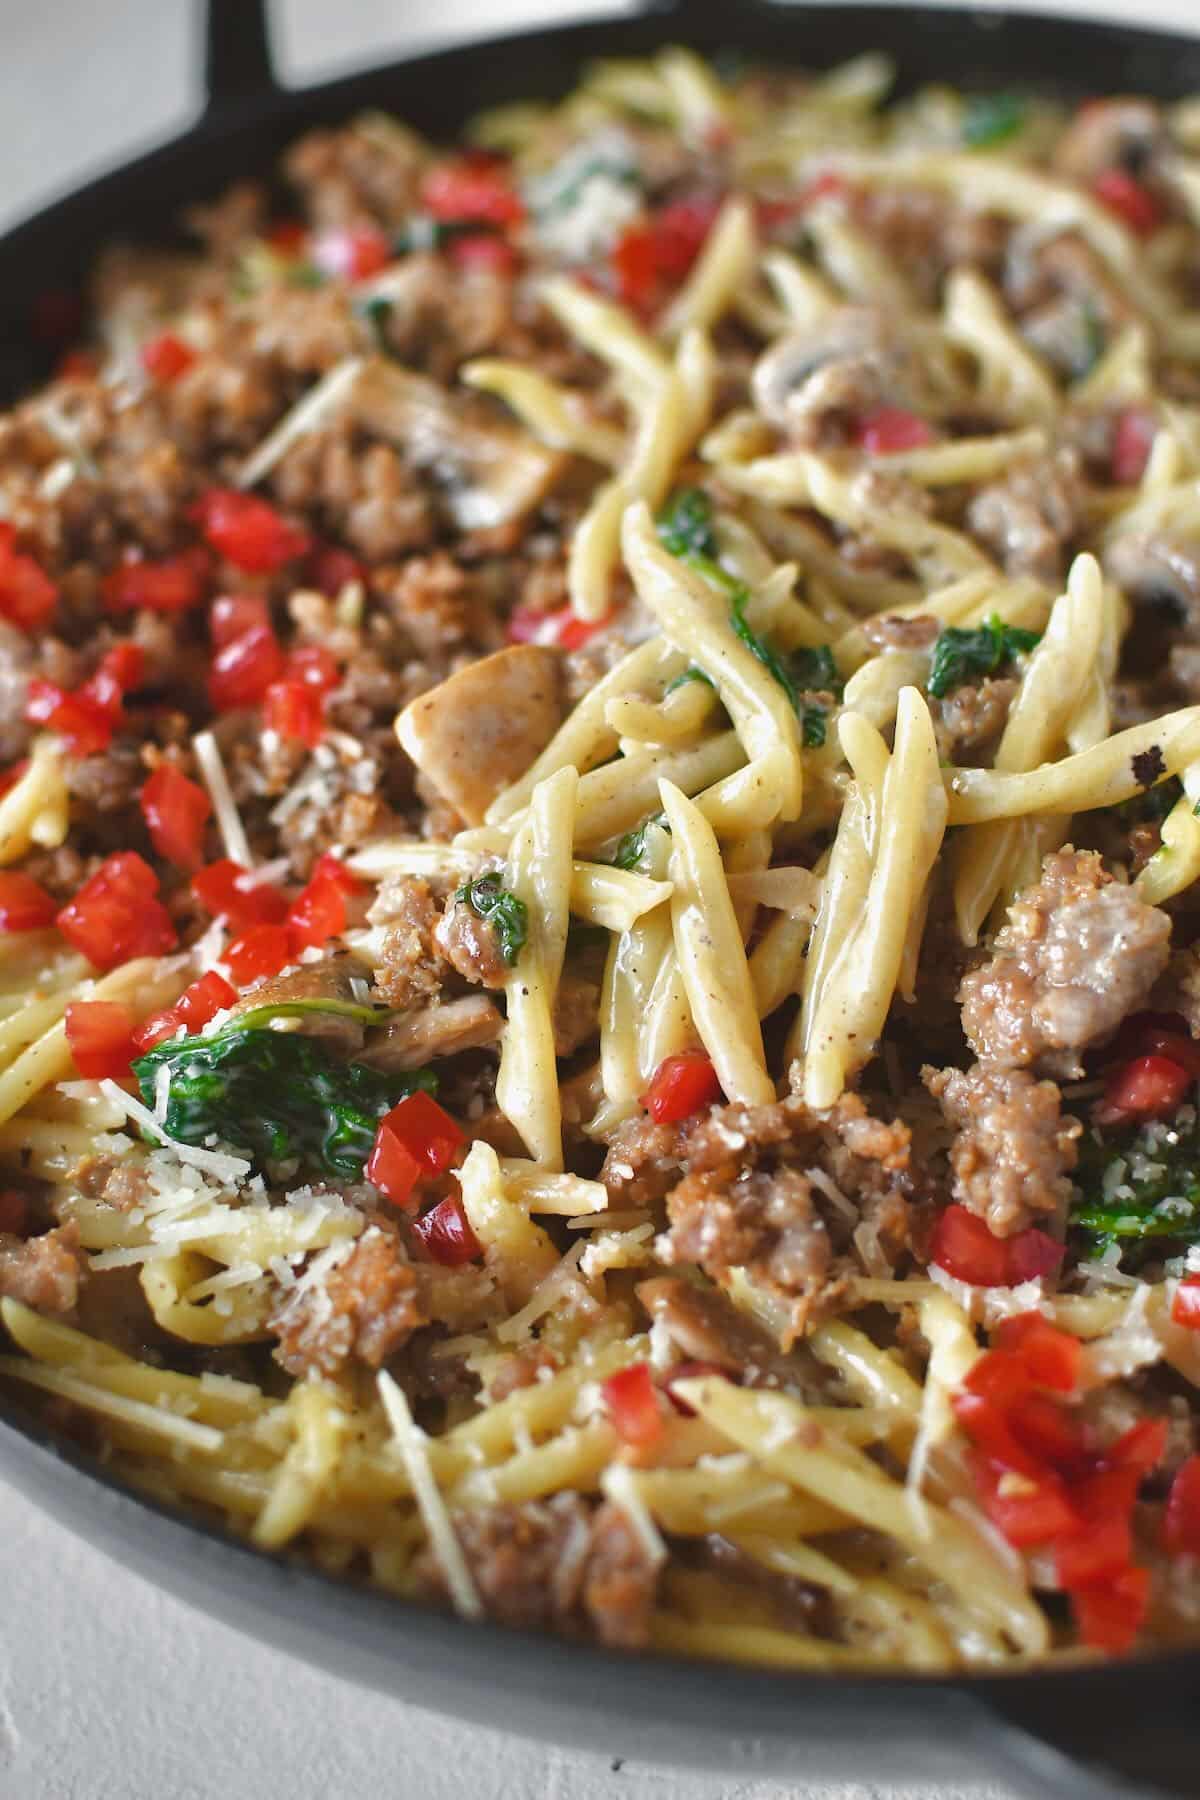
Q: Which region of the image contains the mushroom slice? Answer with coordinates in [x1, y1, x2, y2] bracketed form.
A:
[396, 644, 562, 824]
[354, 358, 565, 531]
[750, 307, 937, 443]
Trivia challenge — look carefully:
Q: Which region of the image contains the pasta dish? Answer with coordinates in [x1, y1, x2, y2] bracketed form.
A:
[6, 46, 1200, 1670]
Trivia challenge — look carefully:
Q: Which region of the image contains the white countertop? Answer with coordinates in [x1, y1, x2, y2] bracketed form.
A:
[1, 3, 1196, 1796]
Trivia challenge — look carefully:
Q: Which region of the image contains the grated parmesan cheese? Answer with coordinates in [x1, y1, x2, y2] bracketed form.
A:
[377, 1370, 483, 1620]
[192, 730, 254, 868]
[97, 1080, 251, 1183]
[599, 1464, 667, 1566]
[237, 357, 365, 488]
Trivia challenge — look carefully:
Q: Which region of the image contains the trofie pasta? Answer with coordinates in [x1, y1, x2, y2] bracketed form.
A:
[9, 48, 1200, 1669]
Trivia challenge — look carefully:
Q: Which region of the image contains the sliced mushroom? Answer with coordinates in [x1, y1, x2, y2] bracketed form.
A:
[396, 642, 562, 824]
[366, 994, 504, 1069]
[231, 952, 377, 1055]
[354, 358, 565, 531]
[635, 1275, 829, 1394]
[1104, 531, 1200, 633]
[751, 307, 934, 443]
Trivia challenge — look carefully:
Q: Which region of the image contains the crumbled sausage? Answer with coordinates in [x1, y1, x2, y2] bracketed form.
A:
[924, 1062, 1081, 1237]
[959, 848, 1172, 1077]
[271, 1226, 426, 1377]
[0, 1222, 86, 1314]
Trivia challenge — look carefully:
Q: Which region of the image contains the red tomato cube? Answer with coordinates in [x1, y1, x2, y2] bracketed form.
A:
[601, 1362, 663, 1449]
[0, 870, 57, 931]
[195, 488, 311, 574]
[223, 923, 293, 986]
[57, 853, 177, 969]
[641, 1051, 722, 1123]
[412, 1194, 481, 1265]
[140, 764, 212, 872]
[65, 1000, 137, 1080]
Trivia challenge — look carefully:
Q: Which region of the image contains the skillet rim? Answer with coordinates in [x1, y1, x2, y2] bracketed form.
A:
[2, 3, 1200, 1789]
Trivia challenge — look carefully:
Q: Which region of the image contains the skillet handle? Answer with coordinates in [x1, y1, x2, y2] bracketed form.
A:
[203, 0, 278, 118]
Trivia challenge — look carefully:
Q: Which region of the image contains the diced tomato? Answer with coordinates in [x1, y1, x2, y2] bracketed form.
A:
[79, 645, 145, 725]
[0, 870, 56, 932]
[307, 543, 365, 598]
[650, 194, 722, 281]
[0, 524, 57, 632]
[506, 602, 611, 649]
[365, 1115, 423, 1209]
[287, 645, 340, 694]
[210, 592, 271, 647]
[412, 1193, 481, 1266]
[613, 221, 659, 314]
[1098, 1053, 1192, 1125]
[854, 408, 936, 455]
[663, 1361, 730, 1416]
[57, 852, 177, 969]
[140, 331, 196, 383]
[102, 547, 209, 615]
[931, 1206, 1064, 1288]
[310, 852, 363, 897]
[1071, 1564, 1150, 1654]
[993, 1312, 1082, 1392]
[641, 1050, 722, 1123]
[1056, 1490, 1135, 1590]
[194, 488, 311, 574]
[1108, 1417, 1168, 1475]
[421, 155, 524, 228]
[264, 678, 324, 748]
[971, 1457, 1080, 1548]
[139, 764, 211, 872]
[375, 1090, 464, 1179]
[601, 1362, 664, 1449]
[26, 645, 143, 757]
[0, 1190, 27, 1234]
[192, 859, 289, 929]
[312, 226, 391, 282]
[929, 1204, 1012, 1287]
[1093, 168, 1164, 237]
[1111, 407, 1157, 486]
[26, 678, 109, 755]
[65, 1000, 137, 1080]
[1164, 1454, 1200, 1556]
[449, 234, 518, 275]
[1010, 1392, 1092, 1478]
[286, 880, 344, 953]
[208, 624, 286, 711]
[223, 922, 293, 985]
[1112, 1013, 1200, 1078]
[1173, 1274, 1200, 1329]
[133, 970, 238, 1053]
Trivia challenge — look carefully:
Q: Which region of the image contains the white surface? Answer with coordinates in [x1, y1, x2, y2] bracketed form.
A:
[0, 2, 1196, 1797]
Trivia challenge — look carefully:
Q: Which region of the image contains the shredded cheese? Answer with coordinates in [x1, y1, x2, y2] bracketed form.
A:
[377, 1371, 483, 1620]
[97, 1080, 251, 1183]
[600, 1463, 667, 1565]
[237, 358, 365, 489]
[192, 730, 254, 868]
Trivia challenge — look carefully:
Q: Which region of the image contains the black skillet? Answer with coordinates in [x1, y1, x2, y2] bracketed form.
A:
[2, 3, 1200, 1794]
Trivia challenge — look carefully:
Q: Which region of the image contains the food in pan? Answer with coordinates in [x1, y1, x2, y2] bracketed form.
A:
[5, 46, 1200, 1668]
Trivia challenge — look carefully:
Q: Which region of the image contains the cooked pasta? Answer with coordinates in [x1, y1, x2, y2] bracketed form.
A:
[6, 46, 1200, 1675]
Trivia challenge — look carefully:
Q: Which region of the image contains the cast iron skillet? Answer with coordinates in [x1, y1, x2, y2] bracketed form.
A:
[2, 3, 1200, 1794]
